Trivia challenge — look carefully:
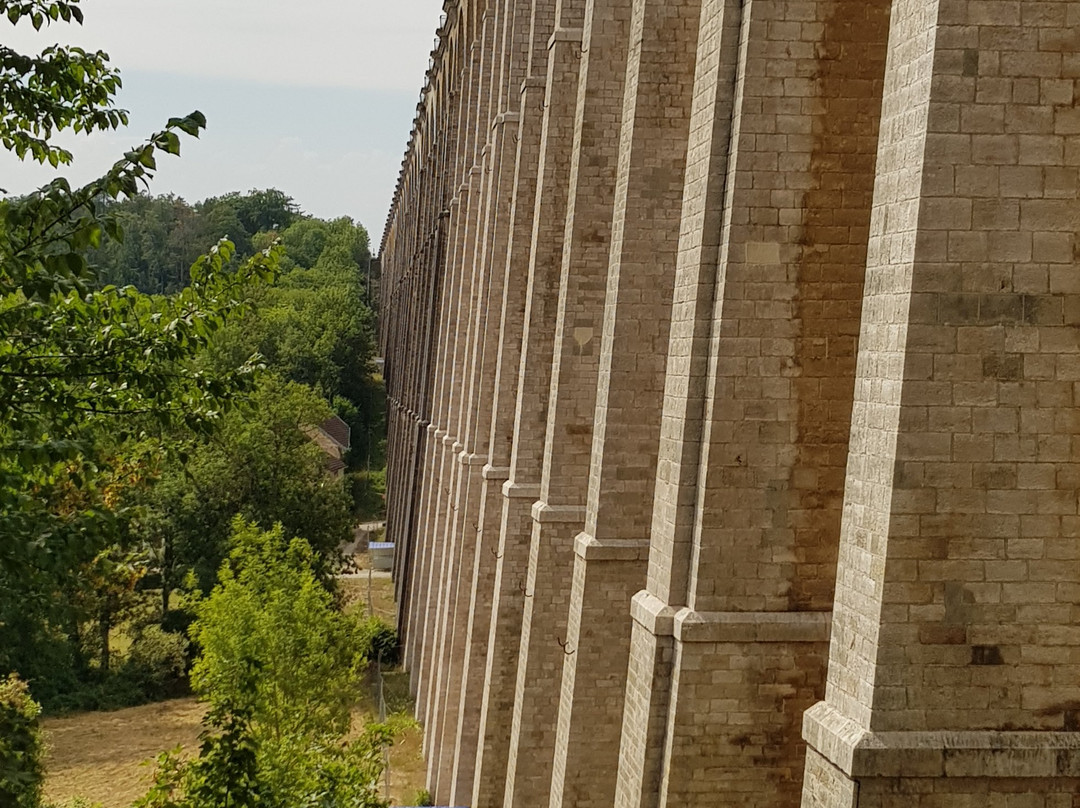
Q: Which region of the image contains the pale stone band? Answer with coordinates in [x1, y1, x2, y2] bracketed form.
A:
[804, 702, 1080, 779]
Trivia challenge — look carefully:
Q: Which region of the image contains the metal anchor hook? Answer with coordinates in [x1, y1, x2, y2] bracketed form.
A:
[517, 579, 533, 598]
[556, 636, 575, 656]
[489, 545, 504, 560]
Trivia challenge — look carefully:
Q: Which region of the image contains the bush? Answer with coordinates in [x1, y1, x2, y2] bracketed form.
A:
[3, 626, 84, 716]
[356, 617, 399, 668]
[348, 469, 386, 521]
[137, 520, 391, 808]
[161, 607, 196, 637]
[122, 625, 190, 701]
[179, 519, 389, 807]
[35, 625, 190, 716]
[0, 675, 45, 808]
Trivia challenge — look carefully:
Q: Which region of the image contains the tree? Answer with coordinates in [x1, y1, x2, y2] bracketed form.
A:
[0, 0, 277, 710]
[139, 520, 390, 808]
[204, 188, 300, 236]
[192, 521, 362, 748]
[0, 0, 124, 168]
[213, 215, 382, 470]
[150, 376, 353, 597]
[91, 195, 247, 293]
[0, 675, 45, 808]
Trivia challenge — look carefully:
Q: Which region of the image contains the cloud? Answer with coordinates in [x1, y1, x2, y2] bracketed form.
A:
[3, 0, 444, 91]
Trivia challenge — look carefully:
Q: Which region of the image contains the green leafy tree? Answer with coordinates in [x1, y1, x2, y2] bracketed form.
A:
[205, 188, 300, 236]
[172, 520, 389, 808]
[0, 675, 45, 808]
[0, 0, 277, 710]
[212, 215, 382, 471]
[151, 377, 353, 596]
[91, 195, 246, 293]
[89, 189, 307, 293]
[0, 0, 124, 167]
[192, 521, 361, 748]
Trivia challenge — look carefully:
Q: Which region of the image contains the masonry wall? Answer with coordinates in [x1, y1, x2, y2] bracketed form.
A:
[378, 0, 1080, 806]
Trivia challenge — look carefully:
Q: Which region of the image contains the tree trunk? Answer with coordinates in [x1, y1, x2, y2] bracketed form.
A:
[161, 536, 172, 621]
[99, 598, 112, 673]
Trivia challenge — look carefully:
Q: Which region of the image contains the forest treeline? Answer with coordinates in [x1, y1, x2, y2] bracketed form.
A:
[3, 186, 387, 715]
[1, 3, 395, 805]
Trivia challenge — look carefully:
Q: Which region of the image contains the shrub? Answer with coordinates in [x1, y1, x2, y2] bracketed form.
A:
[356, 616, 399, 668]
[171, 518, 389, 807]
[348, 469, 386, 521]
[0, 675, 45, 808]
[122, 625, 190, 700]
[161, 607, 196, 638]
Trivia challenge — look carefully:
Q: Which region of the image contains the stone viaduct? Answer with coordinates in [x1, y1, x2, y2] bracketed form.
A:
[378, 0, 1080, 805]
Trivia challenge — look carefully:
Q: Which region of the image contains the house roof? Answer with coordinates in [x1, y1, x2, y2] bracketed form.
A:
[319, 415, 351, 450]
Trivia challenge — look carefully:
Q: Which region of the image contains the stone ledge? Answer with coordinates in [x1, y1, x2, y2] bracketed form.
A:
[803, 701, 1080, 779]
[520, 75, 547, 92]
[630, 591, 678, 637]
[491, 111, 520, 129]
[433, 428, 447, 440]
[502, 480, 539, 499]
[674, 610, 832, 644]
[441, 433, 457, 447]
[482, 464, 511, 481]
[530, 501, 586, 524]
[573, 533, 650, 562]
[548, 27, 583, 49]
[456, 451, 488, 466]
[426, 424, 440, 435]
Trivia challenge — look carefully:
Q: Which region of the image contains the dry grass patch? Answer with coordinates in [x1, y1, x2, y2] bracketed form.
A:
[339, 568, 397, 626]
[43, 677, 425, 807]
[43, 697, 204, 808]
[44, 570, 422, 807]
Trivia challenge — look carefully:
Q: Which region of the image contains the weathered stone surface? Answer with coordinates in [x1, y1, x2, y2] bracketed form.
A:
[379, 0, 1080, 805]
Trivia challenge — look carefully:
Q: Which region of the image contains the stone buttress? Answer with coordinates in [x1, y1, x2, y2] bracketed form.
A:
[802, 0, 1080, 804]
[549, 0, 700, 806]
[379, 1, 1080, 806]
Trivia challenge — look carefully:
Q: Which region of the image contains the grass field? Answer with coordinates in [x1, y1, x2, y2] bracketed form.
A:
[44, 697, 425, 808]
[339, 569, 398, 625]
[43, 573, 427, 808]
[43, 698, 203, 808]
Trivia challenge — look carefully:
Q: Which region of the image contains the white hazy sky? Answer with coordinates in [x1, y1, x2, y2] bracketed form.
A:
[0, 0, 444, 245]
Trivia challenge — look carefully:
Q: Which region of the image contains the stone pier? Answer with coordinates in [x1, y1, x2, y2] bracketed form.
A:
[379, 0, 1080, 805]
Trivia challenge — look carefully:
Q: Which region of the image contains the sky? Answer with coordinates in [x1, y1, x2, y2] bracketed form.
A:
[0, 0, 444, 246]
